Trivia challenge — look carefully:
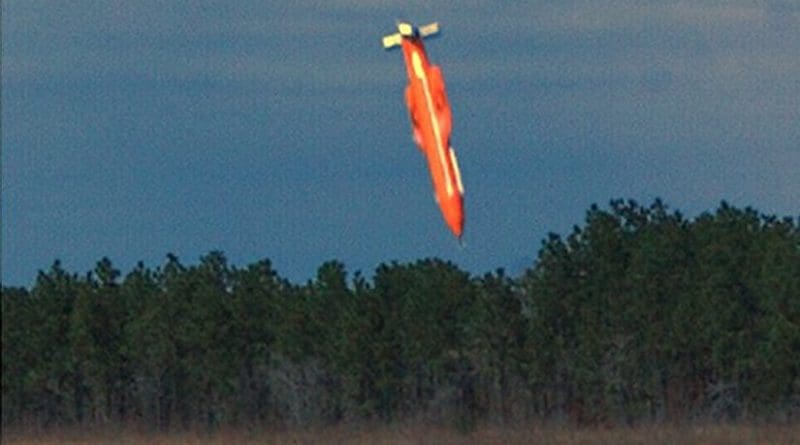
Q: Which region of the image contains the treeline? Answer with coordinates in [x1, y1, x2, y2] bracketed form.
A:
[2, 200, 799, 430]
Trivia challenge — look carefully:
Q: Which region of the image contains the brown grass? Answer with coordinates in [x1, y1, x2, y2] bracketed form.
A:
[2, 422, 799, 445]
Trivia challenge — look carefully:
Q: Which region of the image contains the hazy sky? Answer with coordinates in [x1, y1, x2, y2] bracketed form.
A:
[3, 1, 799, 286]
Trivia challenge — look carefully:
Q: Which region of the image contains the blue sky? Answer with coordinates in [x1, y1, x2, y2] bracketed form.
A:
[3, 1, 799, 286]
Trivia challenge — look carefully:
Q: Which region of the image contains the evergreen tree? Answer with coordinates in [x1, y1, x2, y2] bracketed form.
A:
[28, 261, 81, 425]
[2, 286, 31, 425]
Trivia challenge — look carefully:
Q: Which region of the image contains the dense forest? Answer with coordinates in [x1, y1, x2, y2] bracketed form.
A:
[2, 200, 799, 431]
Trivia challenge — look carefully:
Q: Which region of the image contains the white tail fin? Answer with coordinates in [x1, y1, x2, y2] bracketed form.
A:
[382, 33, 403, 49]
[382, 22, 440, 49]
[419, 22, 440, 38]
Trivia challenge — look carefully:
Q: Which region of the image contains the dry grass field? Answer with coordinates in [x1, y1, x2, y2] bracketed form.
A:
[2, 423, 798, 445]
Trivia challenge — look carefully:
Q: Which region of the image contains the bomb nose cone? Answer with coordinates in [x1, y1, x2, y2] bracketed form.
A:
[450, 223, 463, 239]
[444, 208, 464, 240]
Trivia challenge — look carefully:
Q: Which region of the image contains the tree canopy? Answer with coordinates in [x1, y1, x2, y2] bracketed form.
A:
[2, 200, 798, 429]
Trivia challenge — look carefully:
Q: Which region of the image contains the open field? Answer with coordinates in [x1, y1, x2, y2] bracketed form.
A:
[3, 423, 799, 445]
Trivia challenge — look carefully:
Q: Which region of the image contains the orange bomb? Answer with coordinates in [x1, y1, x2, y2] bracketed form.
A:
[383, 22, 465, 239]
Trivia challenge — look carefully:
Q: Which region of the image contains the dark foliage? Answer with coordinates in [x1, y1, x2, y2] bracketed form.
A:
[2, 200, 798, 430]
